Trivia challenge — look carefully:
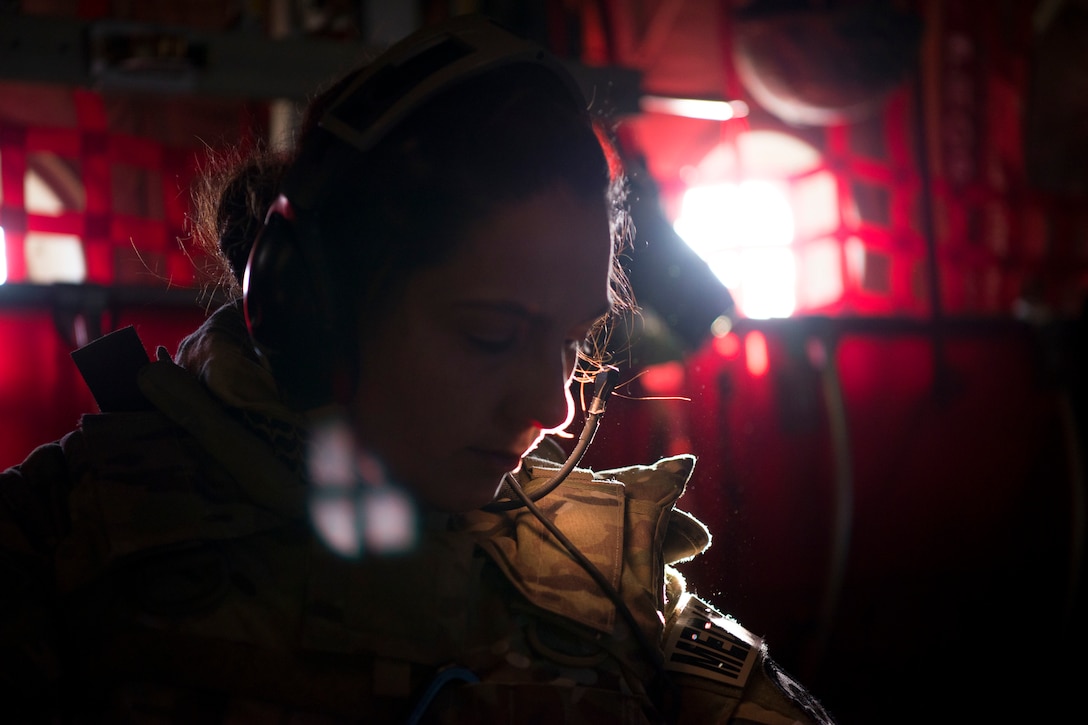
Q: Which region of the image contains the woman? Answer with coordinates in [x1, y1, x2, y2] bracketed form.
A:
[0, 15, 833, 724]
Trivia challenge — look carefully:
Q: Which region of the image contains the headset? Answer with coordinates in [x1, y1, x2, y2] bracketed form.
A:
[241, 14, 587, 406]
[242, 13, 625, 506]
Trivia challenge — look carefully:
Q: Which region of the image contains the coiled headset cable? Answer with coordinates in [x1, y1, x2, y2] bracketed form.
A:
[483, 367, 619, 512]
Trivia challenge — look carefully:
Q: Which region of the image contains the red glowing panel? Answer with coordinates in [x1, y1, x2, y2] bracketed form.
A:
[639, 360, 686, 394]
[713, 331, 742, 359]
[744, 330, 769, 377]
[797, 237, 844, 310]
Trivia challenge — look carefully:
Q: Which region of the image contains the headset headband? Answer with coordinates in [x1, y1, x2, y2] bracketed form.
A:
[283, 15, 587, 211]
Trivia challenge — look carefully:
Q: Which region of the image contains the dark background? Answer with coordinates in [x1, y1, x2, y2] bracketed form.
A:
[2, 1, 1085, 722]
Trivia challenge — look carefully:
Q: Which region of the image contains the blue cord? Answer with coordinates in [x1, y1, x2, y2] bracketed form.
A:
[404, 666, 480, 725]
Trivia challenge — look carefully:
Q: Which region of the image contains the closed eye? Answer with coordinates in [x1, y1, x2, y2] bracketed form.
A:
[467, 334, 518, 354]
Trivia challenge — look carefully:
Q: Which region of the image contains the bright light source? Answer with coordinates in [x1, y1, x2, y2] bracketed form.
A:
[790, 171, 840, 240]
[674, 180, 796, 318]
[26, 168, 68, 214]
[671, 130, 840, 318]
[640, 95, 750, 121]
[797, 238, 844, 308]
[738, 246, 797, 319]
[306, 417, 417, 559]
[25, 232, 87, 284]
[0, 227, 6, 285]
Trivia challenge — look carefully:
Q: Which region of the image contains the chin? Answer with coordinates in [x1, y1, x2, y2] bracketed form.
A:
[420, 476, 506, 514]
[468, 479, 508, 512]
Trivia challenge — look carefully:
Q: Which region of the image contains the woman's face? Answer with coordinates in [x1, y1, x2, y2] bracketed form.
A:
[350, 184, 615, 512]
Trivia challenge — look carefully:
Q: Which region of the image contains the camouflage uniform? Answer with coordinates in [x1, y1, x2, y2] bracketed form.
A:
[0, 303, 834, 723]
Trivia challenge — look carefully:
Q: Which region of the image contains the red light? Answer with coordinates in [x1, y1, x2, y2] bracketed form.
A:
[640, 361, 686, 394]
[713, 332, 741, 359]
[744, 331, 769, 377]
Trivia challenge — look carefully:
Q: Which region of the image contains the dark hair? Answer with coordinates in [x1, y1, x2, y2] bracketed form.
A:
[312, 63, 632, 339]
[194, 34, 632, 399]
[190, 144, 289, 299]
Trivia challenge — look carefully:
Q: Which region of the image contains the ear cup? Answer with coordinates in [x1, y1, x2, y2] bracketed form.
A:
[243, 198, 341, 405]
[244, 200, 308, 352]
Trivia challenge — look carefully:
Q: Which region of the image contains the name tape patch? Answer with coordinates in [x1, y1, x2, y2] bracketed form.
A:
[663, 596, 762, 688]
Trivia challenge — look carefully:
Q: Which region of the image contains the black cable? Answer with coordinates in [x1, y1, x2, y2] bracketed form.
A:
[483, 368, 618, 512]
[503, 469, 669, 684]
[480, 367, 676, 711]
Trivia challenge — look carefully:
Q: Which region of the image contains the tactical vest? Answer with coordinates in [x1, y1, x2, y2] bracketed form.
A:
[42, 326, 834, 723]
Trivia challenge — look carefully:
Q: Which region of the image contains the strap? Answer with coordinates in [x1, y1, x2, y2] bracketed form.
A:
[136, 359, 306, 518]
[70, 326, 152, 412]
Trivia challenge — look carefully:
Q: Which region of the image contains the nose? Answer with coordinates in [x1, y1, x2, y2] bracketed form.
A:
[507, 347, 576, 433]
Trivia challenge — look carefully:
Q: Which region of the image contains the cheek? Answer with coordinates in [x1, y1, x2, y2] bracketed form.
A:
[354, 327, 486, 437]
[349, 325, 429, 442]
